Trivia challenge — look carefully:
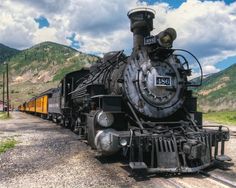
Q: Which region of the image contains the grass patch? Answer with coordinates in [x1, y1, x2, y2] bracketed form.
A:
[0, 112, 11, 120]
[0, 139, 17, 153]
[204, 111, 236, 126]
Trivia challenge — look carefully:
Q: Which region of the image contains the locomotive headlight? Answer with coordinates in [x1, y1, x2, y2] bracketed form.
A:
[157, 28, 177, 48]
[160, 34, 172, 45]
[96, 111, 114, 127]
[120, 138, 128, 147]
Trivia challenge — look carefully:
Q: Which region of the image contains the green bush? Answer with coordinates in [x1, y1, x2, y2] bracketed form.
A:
[204, 111, 236, 125]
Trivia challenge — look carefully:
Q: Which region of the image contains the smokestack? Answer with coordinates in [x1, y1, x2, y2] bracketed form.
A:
[127, 8, 155, 50]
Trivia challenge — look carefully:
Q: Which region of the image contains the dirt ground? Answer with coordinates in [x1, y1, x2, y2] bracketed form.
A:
[0, 112, 235, 188]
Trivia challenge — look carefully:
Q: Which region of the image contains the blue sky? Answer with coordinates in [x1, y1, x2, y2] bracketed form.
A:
[143, 0, 235, 7]
[0, 0, 236, 74]
[66, 33, 80, 49]
[141, 0, 186, 7]
[34, 16, 49, 29]
[216, 56, 236, 70]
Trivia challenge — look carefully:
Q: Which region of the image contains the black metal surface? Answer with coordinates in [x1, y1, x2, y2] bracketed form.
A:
[91, 95, 123, 112]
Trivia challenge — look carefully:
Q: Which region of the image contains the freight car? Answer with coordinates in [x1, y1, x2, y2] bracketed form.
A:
[19, 8, 231, 174]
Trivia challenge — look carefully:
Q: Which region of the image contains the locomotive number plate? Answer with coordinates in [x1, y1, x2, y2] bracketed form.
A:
[155, 76, 171, 86]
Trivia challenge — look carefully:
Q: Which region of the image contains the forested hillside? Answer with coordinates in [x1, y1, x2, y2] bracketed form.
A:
[195, 64, 236, 112]
[0, 42, 99, 107]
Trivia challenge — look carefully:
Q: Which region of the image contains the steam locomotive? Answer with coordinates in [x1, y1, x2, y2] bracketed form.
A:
[19, 8, 231, 173]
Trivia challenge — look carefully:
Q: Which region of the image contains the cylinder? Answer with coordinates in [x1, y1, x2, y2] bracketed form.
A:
[127, 8, 155, 50]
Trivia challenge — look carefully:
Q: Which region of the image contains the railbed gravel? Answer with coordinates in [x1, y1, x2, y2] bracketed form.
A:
[0, 112, 135, 188]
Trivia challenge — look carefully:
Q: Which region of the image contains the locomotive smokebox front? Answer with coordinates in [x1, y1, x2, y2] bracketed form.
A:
[124, 8, 186, 119]
[128, 8, 155, 50]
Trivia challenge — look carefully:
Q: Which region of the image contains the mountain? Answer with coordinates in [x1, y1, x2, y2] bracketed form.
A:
[0, 41, 99, 107]
[195, 63, 236, 112]
[0, 43, 20, 63]
[6, 41, 98, 82]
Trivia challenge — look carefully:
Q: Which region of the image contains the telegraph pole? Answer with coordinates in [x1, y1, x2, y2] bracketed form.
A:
[6, 62, 9, 117]
[3, 62, 9, 117]
[2, 72, 5, 112]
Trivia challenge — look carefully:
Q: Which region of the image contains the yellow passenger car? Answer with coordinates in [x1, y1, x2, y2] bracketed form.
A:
[19, 105, 24, 112]
[18, 105, 22, 111]
[36, 95, 48, 114]
[28, 98, 36, 113]
[25, 101, 30, 112]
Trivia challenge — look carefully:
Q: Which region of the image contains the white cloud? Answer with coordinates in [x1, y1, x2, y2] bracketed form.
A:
[66, 0, 137, 53]
[203, 65, 220, 74]
[75, 28, 132, 54]
[33, 27, 57, 44]
[13, 0, 71, 13]
[150, 0, 236, 74]
[0, 0, 236, 75]
[0, 1, 37, 49]
[0, 0, 136, 51]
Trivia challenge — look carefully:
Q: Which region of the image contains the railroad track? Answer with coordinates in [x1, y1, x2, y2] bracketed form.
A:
[149, 171, 236, 188]
[151, 176, 185, 188]
[231, 131, 236, 137]
[199, 171, 236, 188]
[164, 178, 185, 188]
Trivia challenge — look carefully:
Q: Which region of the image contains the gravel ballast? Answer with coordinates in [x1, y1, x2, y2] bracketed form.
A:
[0, 112, 134, 188]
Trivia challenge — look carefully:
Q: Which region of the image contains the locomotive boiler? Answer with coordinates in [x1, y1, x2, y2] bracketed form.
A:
[21, 8, 231, 174]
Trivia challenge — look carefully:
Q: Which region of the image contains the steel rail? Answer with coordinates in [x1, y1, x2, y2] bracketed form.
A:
[200, 170, 236, 188]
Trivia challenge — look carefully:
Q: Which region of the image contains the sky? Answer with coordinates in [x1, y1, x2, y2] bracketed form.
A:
[0, 0, 236, 75]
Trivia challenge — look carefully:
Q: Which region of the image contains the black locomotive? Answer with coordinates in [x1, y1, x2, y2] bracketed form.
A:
[21, 8, 231, 173]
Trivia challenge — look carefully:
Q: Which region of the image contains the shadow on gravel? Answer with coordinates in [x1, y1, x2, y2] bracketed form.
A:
[211, 161, 234, 171]
[202, 161, 236, 179]
[95, 153, 131, 169]
[95, 154, 127, 164]
[129, 171, 209, 182]
[197, 161, 235, 174]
